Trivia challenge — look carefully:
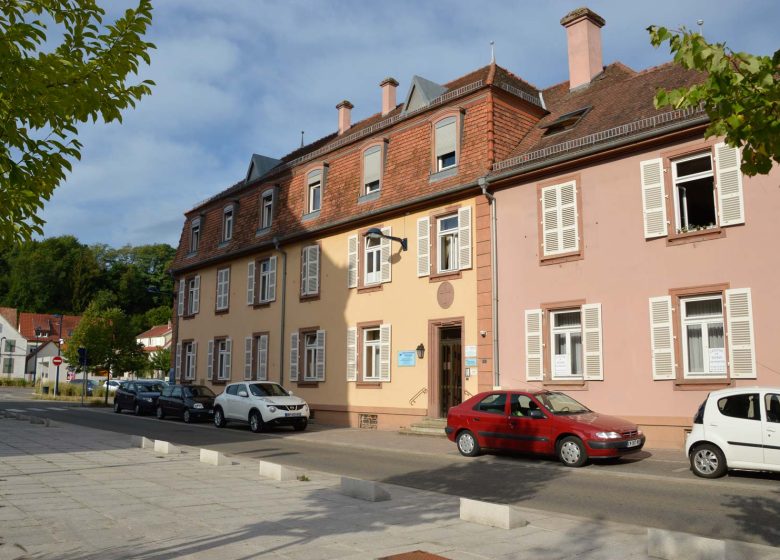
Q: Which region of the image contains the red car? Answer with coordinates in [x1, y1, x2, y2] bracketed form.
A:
[446, 390, 645, 467]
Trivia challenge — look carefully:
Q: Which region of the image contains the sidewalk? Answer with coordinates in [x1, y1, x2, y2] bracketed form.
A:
[0, 415, 776, 560]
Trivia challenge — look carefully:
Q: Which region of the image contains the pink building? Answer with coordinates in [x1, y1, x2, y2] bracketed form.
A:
[485, 8, 779, 448]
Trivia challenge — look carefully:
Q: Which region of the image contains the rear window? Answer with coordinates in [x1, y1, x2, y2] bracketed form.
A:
[717, 393, 760, 421]
[185, 386, 215, 398]
[161, 386, 172, 397]
[474, 393, 506, 415]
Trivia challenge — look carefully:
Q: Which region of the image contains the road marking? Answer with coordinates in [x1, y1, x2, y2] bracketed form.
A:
[26, 407, 44, 411]
[48, 407, 69, 411]
[673, 467, 689, 472]
[5, 408, 23, 412]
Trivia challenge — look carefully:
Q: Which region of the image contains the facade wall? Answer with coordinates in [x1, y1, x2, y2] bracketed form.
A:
[495, 134, 780, 447]
[0, 315, 28, 380]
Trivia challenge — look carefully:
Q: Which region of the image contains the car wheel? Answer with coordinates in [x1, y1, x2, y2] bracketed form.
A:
[557, 436, 588, 467]
[156, 406, 165, 420]
[134, 402, 142, 416]
[690, 443, 727, 478]
[249, 411, 264, 433]
[213, 407, 226, 428]
[183, 409, 192, 424]
[293, 419, 308, 432]
[456, 430, 481, 457]
[113, 401, 121, 413]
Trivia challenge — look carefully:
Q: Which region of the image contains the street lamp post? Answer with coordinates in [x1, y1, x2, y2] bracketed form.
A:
[53, 314, 63, 397]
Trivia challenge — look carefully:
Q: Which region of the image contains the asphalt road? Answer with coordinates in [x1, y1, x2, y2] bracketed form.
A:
[3, 390, 780, 547]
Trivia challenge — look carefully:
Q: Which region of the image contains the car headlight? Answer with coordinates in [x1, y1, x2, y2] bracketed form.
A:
[143, 397, 153, 402]
[267, 406, 277, 413]
[595, 431, 621, 439]
[193, 403, 204, 409]
[303, 404, 309, 411]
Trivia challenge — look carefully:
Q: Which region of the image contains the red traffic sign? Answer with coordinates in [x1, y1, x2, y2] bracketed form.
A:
[52, 356, 63, 366]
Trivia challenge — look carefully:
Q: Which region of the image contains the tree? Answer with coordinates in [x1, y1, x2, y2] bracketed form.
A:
[146, 347, 170, 379]
[649, 26, 779, 176]
[0, 1, 155, 247]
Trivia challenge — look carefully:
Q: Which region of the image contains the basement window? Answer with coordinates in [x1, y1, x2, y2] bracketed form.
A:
[541, 107, 590, 136]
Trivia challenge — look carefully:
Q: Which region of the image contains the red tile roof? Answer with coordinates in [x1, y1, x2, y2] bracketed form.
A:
[137, 324, 172, 339]
[18, 313, 82, 343]
[0, 307, 17, 329]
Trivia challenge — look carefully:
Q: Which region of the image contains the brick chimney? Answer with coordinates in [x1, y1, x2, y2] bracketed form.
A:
[380, 77, 399, 116]
[560, 7, 605, 90]
[336, 100, 353, 134]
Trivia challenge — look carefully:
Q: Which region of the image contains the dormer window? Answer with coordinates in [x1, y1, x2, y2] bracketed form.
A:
[307, 170, 322, 214]
[541, 107, 590, 136]
[190, 218, 201, 252]
[260, 189, 274, 229]
[363, 146, 382, 195]
[222, 205, 234, 242]
[434, 116, 457, 171]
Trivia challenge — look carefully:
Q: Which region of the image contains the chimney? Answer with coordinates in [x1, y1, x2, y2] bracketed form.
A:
[560, 7, 605, 90]
[380, 77, 399, 116]
[336, 100, 353, 134]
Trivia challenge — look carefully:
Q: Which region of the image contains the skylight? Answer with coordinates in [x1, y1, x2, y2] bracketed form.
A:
[541, 107, 591, 135]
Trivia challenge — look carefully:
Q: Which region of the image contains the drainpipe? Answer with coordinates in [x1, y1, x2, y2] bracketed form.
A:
[478, 176, 500, 388]
[273, 237, 288, 388]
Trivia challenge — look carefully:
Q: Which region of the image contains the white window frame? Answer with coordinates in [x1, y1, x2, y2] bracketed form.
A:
[303, 332, 318, 381]
[364, 236, 382, 285]
[307, 170, 322, 214]
[261, 190, 274, 229]
[255, 334, 268, 381]
[186, 276, 200, 315]
[258, 257, 276, 303]
[216, 339, 231, 380]
[363, 145, 381, 195]
[362, 327, 381, 381]
[680, 294, 726, 378]
[671, 152, 717, 234]
[216, 268, 230, 311]
[190, 218, 200, 252]
[222, 205, 234, 242]
[550, 309, 583, 379]
[434, 116, 457, 171]
[437, 214, 459, 273]
[183, 341, 196, 380]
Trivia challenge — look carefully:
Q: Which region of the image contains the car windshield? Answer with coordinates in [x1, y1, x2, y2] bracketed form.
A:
[536, 392, 590, 415]
[137, 383, 165, 392]
[249, 383, 288, 397]
[185, 386, 215, 398]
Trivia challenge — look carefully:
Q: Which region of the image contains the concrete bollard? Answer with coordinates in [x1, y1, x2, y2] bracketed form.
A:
[29, 416, 46, 425]
[258, 460, 298, 481]
[199, 449, 229, 466]
[154, 440, 181, 454]
[459, 498, 528, 530]
[130, 435, 155, 449]
[15, 413, 29, 421]
[648, 528, 725, 560]
[339, 477, 391, 502]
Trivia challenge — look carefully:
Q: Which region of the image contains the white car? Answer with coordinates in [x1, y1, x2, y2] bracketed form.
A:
[213, 381, 309, 433]
[102, 380, 124, 393]
[686, 387, 780, 478]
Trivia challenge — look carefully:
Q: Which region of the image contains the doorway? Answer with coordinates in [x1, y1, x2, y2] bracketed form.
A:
[428, 320, 463, 418]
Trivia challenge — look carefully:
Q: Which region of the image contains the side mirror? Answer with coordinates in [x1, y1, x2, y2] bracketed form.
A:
[238, 390, 249, 398]
[528, 409, 545, 419]
[288, 390, 294, 396]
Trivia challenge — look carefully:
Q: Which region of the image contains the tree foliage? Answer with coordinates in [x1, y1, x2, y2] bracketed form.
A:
[146, 346, 170, 378]
[649, 26, 779, 176]
[0, 0, 155, 247]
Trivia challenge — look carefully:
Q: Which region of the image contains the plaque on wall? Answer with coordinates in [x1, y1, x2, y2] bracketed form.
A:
[437, 281, 454, 309]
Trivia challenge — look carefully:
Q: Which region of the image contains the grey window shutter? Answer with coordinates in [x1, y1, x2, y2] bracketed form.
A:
[346, 327, 357, 381]
[648, 296, 675, 380]
[224, 338, 232, 379]
[244, 337, 253, 380]
[268, 256, 277, 302]
[347, 235, 358, 288]
[192, 275, 200, 314]
[207, 340, 214, 380]
[363, 146, 381, 188]
[417, 217, 430, 277]
[315, 330, 326, 381]
[379, 324, 391, 382]
[175, 342, 182, 379]
[457, 206, 472, 270]
[289, 332, 299, 381]
[191, 341, 197, 380]
[380, 226, 392, 283]
[258, 334, 268, 381]
[247, 261, 255, 305]
[435, 117, 456, 157]
[177, 279, 185, 316]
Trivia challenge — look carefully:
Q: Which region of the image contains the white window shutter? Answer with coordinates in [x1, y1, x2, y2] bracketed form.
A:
[191, 341, 197, 379]
[417, 217, 430, 277]
[346, 327, 357, 381]
[315, 330, 326, 381]
[725, 288, 756, 378]
[380, 226, 392, 283]
[640, 158, 668, 238]
[458, 206, 472, 270]
[175, 342, 182, 379]
[559, 182, 579, 253]
[541, 186, 559, 256]
[177, 279, 185, 316]
[258, 334, 268, 381]
[525, 309, 544, 381]
[347, 235, 358, 288]
[224, 338, 232, 379]
[207, 340, 214, 380]
[244, 336, 252, 380]
[289, 332, 299, 381]
[268, 256, 277, 301]
[192, 275, 200, 314]
[715, 143, 745, 227]
[304, 246, 319, 295]
[379, 324, 391, 382]
[649, 296, 675, 380]
[247, 261, 255, 305]
[582, 303, 603, 380]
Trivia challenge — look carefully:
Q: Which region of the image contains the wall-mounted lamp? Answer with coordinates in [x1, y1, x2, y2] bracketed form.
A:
[364, 227, 408, 251]
[480, 330, 487, 337]
[416, 343, 425, 359]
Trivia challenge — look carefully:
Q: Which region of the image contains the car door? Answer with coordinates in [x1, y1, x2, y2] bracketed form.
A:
[711, 392, 763, 466]
[232, 383, 251, 421]
[223, 384, 239, 419]
[508, 393, 553, 454]
[170, 386, 184, 417]
[120, 383, 136, 408]
[762, 391, 780, 467]
[467, 393, 510, 449]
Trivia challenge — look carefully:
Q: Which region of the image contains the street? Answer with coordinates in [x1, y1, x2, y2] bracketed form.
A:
[2, 389, 779, 548]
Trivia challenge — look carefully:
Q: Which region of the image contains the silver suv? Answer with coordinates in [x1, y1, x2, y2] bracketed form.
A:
[213, 382, 309, 433]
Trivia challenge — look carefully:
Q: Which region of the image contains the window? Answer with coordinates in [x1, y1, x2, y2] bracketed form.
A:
[362, 328, 381, 380]
[301, 245, 320, 297]
[222, 205, 234, 242]
[216, 339, 231, 380]
[303, 332, 318, 381]
[226, 384, 239, 396]
[672, 153, 717, 234]
[363, 146, 381, 195]
[259, 257, 277, 303]
[437, 215, 459, 273]
[434, 116, 457, 171]
[766, 394, 780, 423]
[244, 334, 268, 381]
[346, 324, 391, 382]
[216, 268, 230, 311]
[4, 339, 14, 353]
[179, 276, 199, 316]
[540, 180, 579, 258]
[364, 236, 382, 285]
[680, 295, 725, 377]
[260, 190, 274, 229]
[541, 107, 590, 136]
[474, 393, 506, 415]
[183, 341, 196, 380]
[171, 386, 182, 398]
[289, 329, 325, 382]
[190, 218, 200, 252]
[2, 358, 13, 374]
[307, 170, 322, 214]
[550, 310, 583, 379]
[717, 393, 760, 421]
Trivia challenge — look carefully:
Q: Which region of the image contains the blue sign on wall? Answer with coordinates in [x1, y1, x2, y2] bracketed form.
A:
[465, 358, 478, 367]
[397, 351, 416, 367]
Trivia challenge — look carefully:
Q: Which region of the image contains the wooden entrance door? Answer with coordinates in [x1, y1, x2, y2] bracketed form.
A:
[439, 326, 462, 417]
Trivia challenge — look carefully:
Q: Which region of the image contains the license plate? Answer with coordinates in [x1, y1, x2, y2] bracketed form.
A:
[208, 410, 214, 415]
[285, 412, 301, 417]
[626, 439, 641, 448]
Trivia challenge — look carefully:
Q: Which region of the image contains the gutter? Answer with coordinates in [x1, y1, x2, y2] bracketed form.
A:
[478, 176, 500, 388]
[273, 237, 288, 388]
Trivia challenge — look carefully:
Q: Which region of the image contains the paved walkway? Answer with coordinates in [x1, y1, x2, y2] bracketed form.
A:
[0, 414, 777, 560]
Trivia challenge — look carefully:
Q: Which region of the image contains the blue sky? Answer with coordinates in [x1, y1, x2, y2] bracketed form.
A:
[38, 0, 779, 248]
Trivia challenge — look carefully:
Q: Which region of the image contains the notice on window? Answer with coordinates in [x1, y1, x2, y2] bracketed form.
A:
[709, 348, 726, 374]
[553, 355, 568, 375]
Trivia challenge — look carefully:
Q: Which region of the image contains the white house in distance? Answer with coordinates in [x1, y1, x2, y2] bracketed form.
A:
[0, 307, 29, 381]
[137, 323, 172, 377]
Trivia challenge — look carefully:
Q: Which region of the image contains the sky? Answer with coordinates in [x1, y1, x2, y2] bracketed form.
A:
[37, 0, 779, 248]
